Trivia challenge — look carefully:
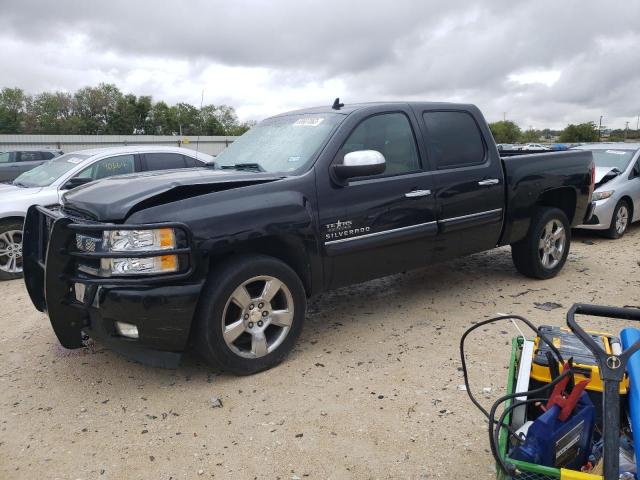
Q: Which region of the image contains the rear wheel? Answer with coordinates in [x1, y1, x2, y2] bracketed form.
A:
[605, 200, 630, 239]
[0, 221, 24, 280]
[194, 254, 306, 375]
[511, 207, 570, 279]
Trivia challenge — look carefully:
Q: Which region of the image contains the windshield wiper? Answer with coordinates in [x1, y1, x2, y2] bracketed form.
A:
[220, 163, 265, 173]
[12, 181, 29, 188]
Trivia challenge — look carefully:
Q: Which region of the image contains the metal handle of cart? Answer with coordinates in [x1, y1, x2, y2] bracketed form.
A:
[566, 303, 640, 480]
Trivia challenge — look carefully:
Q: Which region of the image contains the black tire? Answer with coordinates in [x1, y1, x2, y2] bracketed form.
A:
[193, 254, 306, 375]
[0, 220, 24, 281]
[604, 199, 631, 239]
[511, 207, 571, 279]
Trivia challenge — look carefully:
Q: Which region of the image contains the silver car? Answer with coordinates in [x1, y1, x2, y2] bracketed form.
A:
[0, 146, 214, 280]
[575, 143, 640, 238]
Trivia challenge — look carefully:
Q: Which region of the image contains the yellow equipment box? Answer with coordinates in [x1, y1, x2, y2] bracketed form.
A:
[531, 325, 628, 394]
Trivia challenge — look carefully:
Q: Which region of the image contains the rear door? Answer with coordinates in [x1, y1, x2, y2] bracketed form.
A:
[317, 107, 438, 288]
[417, 108, 505, 261]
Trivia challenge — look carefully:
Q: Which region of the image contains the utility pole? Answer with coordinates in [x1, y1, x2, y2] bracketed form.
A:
[598, 115, 603, 142]
[625, 121, 630, 141]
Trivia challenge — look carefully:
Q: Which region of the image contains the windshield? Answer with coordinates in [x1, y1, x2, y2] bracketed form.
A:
[14, 153, 90, 187]
[215, 113, 344, 173]
[585, 148, 636, 171]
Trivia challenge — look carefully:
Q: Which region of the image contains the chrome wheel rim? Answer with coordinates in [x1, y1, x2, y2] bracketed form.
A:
[0, 229, 23, 274]
[616, 205, 629, 235]
[222, 275, 294, 359]
[538, 219, 565, 269]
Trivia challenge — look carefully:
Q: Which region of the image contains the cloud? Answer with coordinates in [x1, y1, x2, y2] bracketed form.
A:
[0, 0, 639, 129]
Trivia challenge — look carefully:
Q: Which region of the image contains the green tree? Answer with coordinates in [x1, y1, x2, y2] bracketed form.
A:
[148, 101, 173, 135]
[0, 87, 27, 133]
[519, 128, 541, 143]
[488, 120, 521, 143]
[559, 122, 599, 143]
[72, 83, 123, 134]
[25, 91, 74, 134]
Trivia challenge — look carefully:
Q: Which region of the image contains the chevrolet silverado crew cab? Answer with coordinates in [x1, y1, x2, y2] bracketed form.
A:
[23, 101, 595, 374]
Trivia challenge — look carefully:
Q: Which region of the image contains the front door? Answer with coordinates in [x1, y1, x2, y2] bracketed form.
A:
[317, 109, 438, 288]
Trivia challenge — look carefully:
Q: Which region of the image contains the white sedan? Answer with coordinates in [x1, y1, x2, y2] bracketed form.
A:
[0, 145, 214, 279]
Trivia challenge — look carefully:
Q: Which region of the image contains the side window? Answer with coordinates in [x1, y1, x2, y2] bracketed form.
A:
[422, 111, 486, 169]
[41, 152, 55, 160]
[76, 154, 135, 180]
[19, 151, 41, 162]
[633, 159, 640, 178]
[144, 153, 187, 171]
[0, 152, 11, 163]
[341, 113, 420, 176]
[185, 155, 206, 168]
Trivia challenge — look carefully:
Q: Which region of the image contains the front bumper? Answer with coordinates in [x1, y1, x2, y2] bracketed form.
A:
[23, 205, 203, 368]
[576, 197, 616, 230]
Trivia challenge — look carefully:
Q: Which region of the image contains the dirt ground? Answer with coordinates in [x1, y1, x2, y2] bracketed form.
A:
[2, 227, 640, 480]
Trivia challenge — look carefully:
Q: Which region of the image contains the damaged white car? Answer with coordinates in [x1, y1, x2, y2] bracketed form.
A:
[575, 143, 640, 238]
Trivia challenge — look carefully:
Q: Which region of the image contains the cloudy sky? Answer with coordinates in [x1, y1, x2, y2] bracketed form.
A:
[1, 0, 639, 130]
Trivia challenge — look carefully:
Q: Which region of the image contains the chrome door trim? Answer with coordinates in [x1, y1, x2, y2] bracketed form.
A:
[440, 208, 503, 224]
[325, 221, 437, 245]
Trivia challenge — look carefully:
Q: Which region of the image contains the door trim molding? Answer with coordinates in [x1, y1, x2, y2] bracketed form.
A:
[324, 221, 437, 256]
[438, 208, 503, 233]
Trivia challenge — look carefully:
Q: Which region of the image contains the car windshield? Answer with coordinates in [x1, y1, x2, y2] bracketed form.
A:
[215, 113, 344, 173]
[587, 148, 636, 171]
[13, 153, 91, 187]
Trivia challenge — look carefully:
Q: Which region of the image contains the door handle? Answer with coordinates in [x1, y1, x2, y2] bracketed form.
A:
[405, 189, 431, 198]
[478, 179, 500, 186]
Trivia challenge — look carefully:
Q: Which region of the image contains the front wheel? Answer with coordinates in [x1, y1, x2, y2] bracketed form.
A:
[0, 221, 24, 280]
[193, 254, 306, 375]
[605, 200, 631, 239]
[511, 207, 570, 279]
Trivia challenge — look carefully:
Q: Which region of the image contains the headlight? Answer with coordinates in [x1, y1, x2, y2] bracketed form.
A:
[103, 228, 176, 252]
[592, 190, 614, 201]
[101, 255, 178, 276]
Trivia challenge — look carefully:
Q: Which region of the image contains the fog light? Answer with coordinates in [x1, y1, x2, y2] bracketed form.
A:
[115, 321, 139, 339]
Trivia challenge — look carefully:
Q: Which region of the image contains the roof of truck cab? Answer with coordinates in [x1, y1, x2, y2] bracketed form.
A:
[274, 101, 478, 117]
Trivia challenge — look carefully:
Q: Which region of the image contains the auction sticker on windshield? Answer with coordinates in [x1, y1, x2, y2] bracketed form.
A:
[606, 150, 627, 155]
[293, 117, 324, 127]
[67, 157, 85, 164]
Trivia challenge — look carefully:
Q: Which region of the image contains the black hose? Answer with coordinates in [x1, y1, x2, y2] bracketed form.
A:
[459, 315, 564, 421]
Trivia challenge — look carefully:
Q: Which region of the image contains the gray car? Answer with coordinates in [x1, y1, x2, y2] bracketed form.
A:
[575, 143, 640, 238]
[0, 149, 64, 182]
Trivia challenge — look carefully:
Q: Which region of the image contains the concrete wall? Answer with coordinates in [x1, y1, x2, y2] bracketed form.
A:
[0, 135, 237, 156]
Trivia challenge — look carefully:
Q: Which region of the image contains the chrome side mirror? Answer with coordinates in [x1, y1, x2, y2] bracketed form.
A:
[333, 150, 386, 180]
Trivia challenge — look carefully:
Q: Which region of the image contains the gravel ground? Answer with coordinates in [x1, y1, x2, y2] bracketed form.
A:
[2, 227, 640, 479]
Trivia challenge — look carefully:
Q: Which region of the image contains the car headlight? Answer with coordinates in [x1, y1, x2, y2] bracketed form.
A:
[592, 190, 614, 201]
[103, 228, 176, 252]
[101, 255, 178, 276]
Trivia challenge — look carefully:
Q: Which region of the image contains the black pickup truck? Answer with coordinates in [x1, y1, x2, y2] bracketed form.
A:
[23, 101, 595, 374]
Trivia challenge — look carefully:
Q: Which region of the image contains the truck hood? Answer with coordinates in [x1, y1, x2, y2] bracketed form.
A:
[594, 166, 621, 188]
[62, 168, 284, 221]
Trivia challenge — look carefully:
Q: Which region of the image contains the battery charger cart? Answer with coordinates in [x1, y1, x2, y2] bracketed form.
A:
[491, 304, 640, 480]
